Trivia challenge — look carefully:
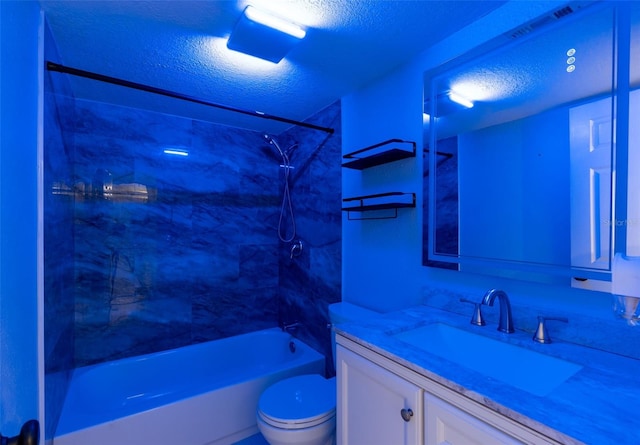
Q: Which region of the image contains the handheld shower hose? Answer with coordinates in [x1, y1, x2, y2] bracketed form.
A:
[264, 134, 296, 243]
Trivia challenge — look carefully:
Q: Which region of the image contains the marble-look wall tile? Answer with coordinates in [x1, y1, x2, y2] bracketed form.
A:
[47, 91, 342, 375]
[277, 101, 342, 375]
[192, 286, 279, 342]
[65, 99, 294, 366]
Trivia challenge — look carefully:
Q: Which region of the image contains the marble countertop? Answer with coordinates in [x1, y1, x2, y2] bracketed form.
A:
[334, 304, 640, 445]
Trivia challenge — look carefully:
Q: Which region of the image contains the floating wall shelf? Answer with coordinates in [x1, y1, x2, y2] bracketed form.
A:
[342, 138, 416, 170]
[342, 192, 416, 220]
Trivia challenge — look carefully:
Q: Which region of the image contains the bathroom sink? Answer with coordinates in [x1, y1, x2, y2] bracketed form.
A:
[393, 323, 582, 396]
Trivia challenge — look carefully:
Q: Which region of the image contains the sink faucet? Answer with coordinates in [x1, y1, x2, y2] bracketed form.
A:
[481, 289, 515, 333]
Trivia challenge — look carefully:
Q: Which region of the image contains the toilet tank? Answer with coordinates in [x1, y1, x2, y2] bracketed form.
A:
[329, 302, 380, 371]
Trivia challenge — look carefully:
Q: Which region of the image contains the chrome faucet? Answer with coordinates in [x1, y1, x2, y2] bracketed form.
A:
[481, 289, 515, 333]
[282, 322, 302, 333]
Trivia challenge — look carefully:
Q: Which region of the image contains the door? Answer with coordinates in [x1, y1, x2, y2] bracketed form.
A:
[569, 96, 614, 271]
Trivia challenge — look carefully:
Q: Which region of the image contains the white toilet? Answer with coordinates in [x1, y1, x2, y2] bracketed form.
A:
[256, 302, 379, 445]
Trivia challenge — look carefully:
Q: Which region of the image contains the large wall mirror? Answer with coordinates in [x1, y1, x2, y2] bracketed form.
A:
[423, 2, 639, 285]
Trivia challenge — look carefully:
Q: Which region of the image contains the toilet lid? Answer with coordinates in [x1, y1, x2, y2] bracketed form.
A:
[258, 375, 336, 429]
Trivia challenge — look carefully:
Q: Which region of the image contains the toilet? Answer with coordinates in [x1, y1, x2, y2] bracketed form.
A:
[256, 302, 379, 445]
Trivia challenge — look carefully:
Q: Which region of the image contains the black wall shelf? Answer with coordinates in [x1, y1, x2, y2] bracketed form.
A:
[342, 192, 416, 220]
[342, 138, 416, 170]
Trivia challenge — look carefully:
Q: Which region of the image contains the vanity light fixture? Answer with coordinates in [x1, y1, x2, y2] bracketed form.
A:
[448, 92, 474, 109]
[227, 6, 306, 63]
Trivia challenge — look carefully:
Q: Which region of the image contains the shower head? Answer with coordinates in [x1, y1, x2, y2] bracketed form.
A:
[264, 134, 286, 160]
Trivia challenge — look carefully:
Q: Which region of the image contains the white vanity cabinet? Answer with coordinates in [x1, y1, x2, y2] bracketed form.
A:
[336, 334, 561, 445]
[424, 393, 523, 445]
[336, 345, 422, 445]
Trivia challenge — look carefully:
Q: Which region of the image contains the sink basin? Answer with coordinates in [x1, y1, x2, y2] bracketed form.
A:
[393, 323, 582, 396]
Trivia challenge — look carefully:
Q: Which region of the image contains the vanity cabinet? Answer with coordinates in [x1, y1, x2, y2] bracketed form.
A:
[424, 393, 523, 445]
[336, 334, 560, 445]
[336, 345, 422, 445]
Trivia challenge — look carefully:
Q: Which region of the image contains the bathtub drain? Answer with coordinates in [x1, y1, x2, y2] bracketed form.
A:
[289, 341, 296, 353]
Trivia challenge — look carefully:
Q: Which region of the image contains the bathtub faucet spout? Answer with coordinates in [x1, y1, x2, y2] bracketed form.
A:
[282, 322, 302, 333]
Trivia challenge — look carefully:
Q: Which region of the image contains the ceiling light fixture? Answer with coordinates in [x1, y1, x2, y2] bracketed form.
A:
[164, 148, 189, 156]
[245, 6, 306, 39]
[448, 92, 474, 109]
[227, 6, 306, 63]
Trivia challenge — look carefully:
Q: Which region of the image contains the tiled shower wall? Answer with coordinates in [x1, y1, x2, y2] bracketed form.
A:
[66, 99, 341, 366]
[44, 63, 341, 433]
[271, 102, 342, 374]
[43, 22, 76, 440]
[65, 99, 286, 365]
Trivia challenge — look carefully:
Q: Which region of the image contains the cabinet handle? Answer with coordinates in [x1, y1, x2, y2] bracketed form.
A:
[400, 408, 414, 422]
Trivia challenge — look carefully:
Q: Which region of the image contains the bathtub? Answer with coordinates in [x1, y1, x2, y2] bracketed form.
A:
[53, 328, 325, 445]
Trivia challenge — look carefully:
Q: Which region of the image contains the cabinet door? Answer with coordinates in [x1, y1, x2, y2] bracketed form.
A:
[337, 345, 422, 445]
[424, 393, 524, 445]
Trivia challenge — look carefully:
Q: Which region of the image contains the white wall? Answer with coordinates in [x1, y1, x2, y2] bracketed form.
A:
[341, 63, 424, 312]
[0, 0, 42, 436]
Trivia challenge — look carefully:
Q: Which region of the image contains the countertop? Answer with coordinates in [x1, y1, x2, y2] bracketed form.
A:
[334, 304, 640, 445]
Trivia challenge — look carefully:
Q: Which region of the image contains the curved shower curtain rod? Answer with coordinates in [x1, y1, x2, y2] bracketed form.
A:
[46, 61, 335, 135]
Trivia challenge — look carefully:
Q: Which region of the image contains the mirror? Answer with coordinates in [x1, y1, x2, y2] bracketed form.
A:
[423, 3, 629, 282]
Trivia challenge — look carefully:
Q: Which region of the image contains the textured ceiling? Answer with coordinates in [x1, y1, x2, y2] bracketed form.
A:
[40, 0, 506, 134]
[429, 2, 640, 138]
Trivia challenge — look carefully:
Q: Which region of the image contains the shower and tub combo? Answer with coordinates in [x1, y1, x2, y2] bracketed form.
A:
[47, 125, 339, 444]
[44, 61, 342, 445]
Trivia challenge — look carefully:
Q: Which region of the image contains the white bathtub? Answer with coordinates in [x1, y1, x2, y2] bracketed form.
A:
[53, 328, 325, 445]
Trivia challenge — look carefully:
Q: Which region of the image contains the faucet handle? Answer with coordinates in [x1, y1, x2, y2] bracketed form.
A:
[533, 316, 568, 344]
[460, 298, 486, 326]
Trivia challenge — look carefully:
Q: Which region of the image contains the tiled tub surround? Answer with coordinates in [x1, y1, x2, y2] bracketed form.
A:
[274, 101, 343, 374]
[335, 304, 640, 445]
[46, 94, 341, 368]
[67, 101, 282, 365]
